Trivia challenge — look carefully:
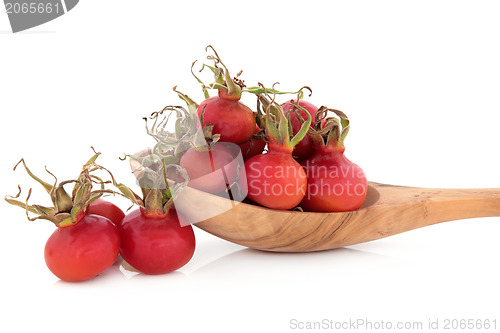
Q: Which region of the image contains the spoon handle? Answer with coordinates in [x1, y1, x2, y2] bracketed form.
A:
[350, 185, 500, 249]
[375, 185, 500, 223]
[425, 188, 500, 222]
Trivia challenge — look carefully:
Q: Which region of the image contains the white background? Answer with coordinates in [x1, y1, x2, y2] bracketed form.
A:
[1, 1, 499, 332]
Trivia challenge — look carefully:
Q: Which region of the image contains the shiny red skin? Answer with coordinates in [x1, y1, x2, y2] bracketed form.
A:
[180, 143, 238, 194]
[87, 198, 125, 227]
[119, 209, 195, 275]
[300, 147, 367, 212]
[44, 214, 120, 282]
[281, 100, 319, 161]
[244, 146, 307, 210]
[197, 91, 256, 144]
[238, 125, 266, 160]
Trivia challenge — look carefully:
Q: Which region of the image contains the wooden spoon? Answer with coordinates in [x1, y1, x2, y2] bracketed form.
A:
[182, 182, 500, 252]
[128, 153, 499, 252]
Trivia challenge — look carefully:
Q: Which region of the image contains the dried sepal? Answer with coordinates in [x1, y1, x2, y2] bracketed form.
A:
[190, 60, 211, 99]
[5, 186, 54, 218]
[92, 162, 144, 210]
[124, 147, 189, 216]
[307, 106, 350, 149]
[204, 45, 242, 98]
[6, 151, 130, 227]
[145, 105, 207, 159]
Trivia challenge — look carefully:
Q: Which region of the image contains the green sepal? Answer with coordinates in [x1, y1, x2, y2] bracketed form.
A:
[57, 213, 76, 228]
[278, 107, 291, 148]
[144, 189, 164, 216]
[257, 94, 312, 150]
[289, 104, 312, 148]
[257, 95, 281, 146]
[84, 151, 101, 166]
[17, 159, 73, 212]
[243, 85, 311, 98]
[173, 86, 199, 114]
[190, 61, 211, 99]
[4, 187, 55, 216]
[100, 165, 144, 208]
[198, 61, 224, 86]
[205, 45, 242, 99]
[32, 204, 58, 216]
[13, 159, 53, 194]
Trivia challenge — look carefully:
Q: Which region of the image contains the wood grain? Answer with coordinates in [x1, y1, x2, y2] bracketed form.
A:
[185, 182, 500, 252]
